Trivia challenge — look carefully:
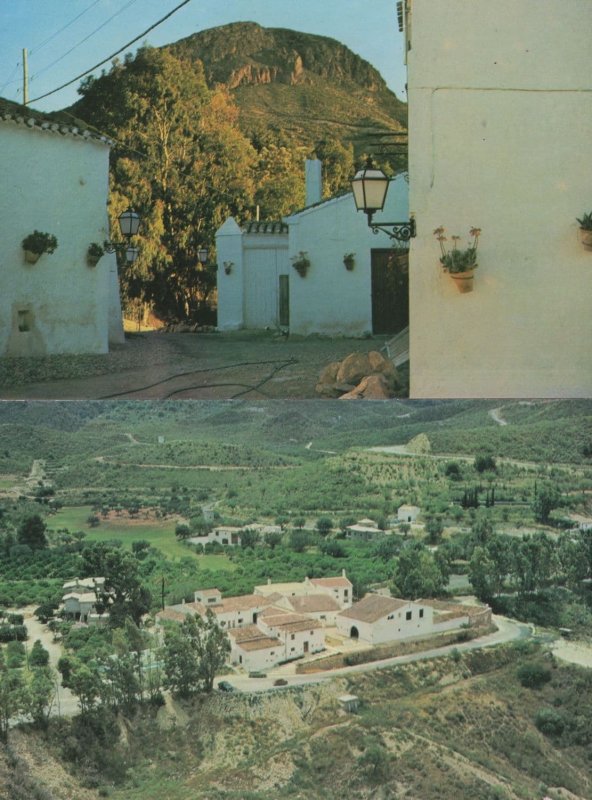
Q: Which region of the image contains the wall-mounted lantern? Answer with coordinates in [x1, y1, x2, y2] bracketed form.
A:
[351, 157, 415, 242]
[104, 207, 142, 263]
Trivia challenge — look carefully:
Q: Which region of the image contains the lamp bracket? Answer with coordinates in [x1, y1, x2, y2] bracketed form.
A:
[367, 213, 416, 242]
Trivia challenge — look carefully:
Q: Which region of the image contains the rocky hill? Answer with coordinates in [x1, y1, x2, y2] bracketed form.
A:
[167, 21, 407, 159]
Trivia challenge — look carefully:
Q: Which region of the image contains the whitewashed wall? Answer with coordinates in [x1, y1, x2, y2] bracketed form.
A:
[0, 122, 117, 356]
[230, 641, 281, 671]
[285, 177, 409, 336]
[215, 218, 290, 330]
[337, 601, 433, 644]
[407, 0, 592, 397]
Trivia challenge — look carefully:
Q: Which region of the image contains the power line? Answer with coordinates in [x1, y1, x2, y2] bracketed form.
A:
[29, 0, 193, 105]
[30, 0, 103, 55]
[31, 0, 141, 83]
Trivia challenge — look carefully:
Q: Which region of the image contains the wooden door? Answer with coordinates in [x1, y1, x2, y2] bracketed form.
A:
[279, 274, 290, 327]
[371, 249, 409, 335]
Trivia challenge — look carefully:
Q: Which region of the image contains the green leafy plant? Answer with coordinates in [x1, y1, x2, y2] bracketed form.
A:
[21, 230, 58, 256]
[433, 226, 481, 273]
[87, 242, 104, 264]
[343, 252, 355, 270]
[576, 211, 592, 231]
[291, 251, 311, 277]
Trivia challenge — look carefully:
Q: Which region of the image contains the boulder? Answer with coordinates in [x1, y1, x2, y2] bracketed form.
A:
[339, 374, 394, 400]
[335, 352, 373, 385]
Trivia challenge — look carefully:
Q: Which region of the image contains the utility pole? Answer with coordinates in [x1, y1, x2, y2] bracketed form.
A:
[22, 48, 29, 106]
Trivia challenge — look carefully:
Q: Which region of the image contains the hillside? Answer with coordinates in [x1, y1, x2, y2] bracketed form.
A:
[1, 647, 592, 799]
[167, 22, 407, 161]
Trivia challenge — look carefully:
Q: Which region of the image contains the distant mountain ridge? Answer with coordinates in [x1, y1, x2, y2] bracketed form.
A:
[166, 21, 407, 158]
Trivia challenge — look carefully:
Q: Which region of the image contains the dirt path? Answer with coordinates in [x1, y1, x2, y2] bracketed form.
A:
[0, 331, 390, 400]
[489, 406, 509, 426]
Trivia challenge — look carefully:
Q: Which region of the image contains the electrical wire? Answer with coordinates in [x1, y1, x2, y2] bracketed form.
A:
[0, 61, 22, 95]
[28, 0, 193, 105]
[30, 0, 140, 83]
[30, 0, 103, 55]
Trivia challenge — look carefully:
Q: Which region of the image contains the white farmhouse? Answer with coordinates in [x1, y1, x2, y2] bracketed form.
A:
[254, 571, 353, 610]
[336, 594, 433, 644]
[216, 160, 409, 338]
[62, 577, 108, 625]
[403, 0, 592, 397]
[397, 505, 420, 524]
[228, 625, 283, 672]
[0, 98, 124, 357]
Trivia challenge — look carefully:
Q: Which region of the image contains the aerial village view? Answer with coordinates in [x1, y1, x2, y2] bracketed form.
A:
[0, 0, 592, 799]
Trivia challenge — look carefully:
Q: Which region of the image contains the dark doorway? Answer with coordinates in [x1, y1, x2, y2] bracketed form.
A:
[371, 248, 409, 335]
[350, 626, 359, 639]
[279, 274, 290, 327]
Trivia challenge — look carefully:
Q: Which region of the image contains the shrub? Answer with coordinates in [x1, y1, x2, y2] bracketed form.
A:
[535, 707, 565, 737]
[517, 662, 552, 689]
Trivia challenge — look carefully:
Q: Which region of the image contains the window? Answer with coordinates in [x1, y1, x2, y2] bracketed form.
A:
[291, 633, 295, 640]
[406, 611, 412, 621]
[419, 609, 424, 618]
[238, 618, 243, 624]
[17, 310, 32, 332]
[344, 589, 349, 598]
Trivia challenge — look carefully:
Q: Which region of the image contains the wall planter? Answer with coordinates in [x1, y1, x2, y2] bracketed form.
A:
[223, 261, 234, 275]
[86, 242, 104, 267]
[22, 230, 58, 264]
[291, 251, 311, 278]
[448, 269, 476, 293]
[343, 252, 355, 271]
[577, 212, 592, 251]
[434, 226, 481, 294]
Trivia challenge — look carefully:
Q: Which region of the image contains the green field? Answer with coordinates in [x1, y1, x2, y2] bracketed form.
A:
[48, 505, 235, 569]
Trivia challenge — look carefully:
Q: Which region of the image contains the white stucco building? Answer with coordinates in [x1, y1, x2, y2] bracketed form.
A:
[62, 576, 108, 625]
[216, 160, 410, 338]
[404, 0, 592, 397]
[0, 98, 124, 357]
[397, 505, 420, 524]
[336, 594, 433, 644]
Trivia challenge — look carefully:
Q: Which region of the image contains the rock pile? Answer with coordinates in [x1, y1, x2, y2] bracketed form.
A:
[316, 350, 401, 399]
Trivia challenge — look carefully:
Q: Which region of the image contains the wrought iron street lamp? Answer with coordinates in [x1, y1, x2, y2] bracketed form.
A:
[197, 248, 209, 265]
[104, 207, 142, 263]
[351, 157, 415, 242]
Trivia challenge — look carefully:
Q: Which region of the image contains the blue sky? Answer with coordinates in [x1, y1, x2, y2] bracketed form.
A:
[0, 0, 407, 112]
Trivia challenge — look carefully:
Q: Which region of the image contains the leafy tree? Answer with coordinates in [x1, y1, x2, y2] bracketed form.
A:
[316, 517, 334, 537]
[264, 531, 282, 549]
[17, 514, 47, 549]
[67, 661, 102, 714]
[469, 546, 496, 603]
[29, 639, 50, 668]
[394, 542, 447, 599]
[470, 510, 494, 547]
[162, 612, 229, 696]
[319, 540, 346, 558]
[240, 528, 260, 549]
[289, 529, 309, 553]
[424, 515, 444, 545]
[474, 453, 497, 473]
[445, 461, 462, 480]
[517, 662, 552, 689]
[23, 666, 55, 726]
[75, 47, 257, 323]
[0, 661, 26, 739]
[533, 483, 561, 524]
[175, 523, 191, 540]
[83, 545, 152, 627]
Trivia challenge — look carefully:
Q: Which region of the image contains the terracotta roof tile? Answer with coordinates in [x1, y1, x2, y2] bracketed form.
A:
[338, 595, 409, 623]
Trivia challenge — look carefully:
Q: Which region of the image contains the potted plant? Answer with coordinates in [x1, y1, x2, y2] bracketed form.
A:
[433, 226, 481, 293]
[21, 230, 58, 264]
[343, 252, 355, 271]
[86, 242, 104, 267]
[223, 261, 234, 275]
[576, 212, 592, 250]
[291, 251, 311, 278]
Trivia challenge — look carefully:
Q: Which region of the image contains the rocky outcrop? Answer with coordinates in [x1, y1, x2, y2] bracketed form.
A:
[316, 350, 400, 399]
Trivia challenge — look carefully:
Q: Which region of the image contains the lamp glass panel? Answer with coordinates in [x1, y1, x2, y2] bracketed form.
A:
[119, 209, 140, 237]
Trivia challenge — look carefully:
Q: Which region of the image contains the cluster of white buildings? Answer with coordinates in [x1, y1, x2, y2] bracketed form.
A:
[62, 577, 109, 625]
[187, 523, 283, 548]
[157, 570, 488, 672]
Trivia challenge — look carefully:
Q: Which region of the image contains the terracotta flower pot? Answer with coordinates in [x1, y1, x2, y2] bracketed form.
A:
[448, 268, 476, 293]
[24, 250, 41, 264]
[579, 229, 592, 251]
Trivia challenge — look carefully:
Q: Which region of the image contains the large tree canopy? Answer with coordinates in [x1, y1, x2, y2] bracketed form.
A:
[75, 47, 257, 323]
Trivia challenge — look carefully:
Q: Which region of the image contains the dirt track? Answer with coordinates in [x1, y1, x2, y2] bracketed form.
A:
[0, 330, 391, 400]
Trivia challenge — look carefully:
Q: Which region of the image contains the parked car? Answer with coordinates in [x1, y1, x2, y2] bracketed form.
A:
[248, 671, 267, 678]
[273, 678, 288, 687]
[217, 680, 236, 692]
